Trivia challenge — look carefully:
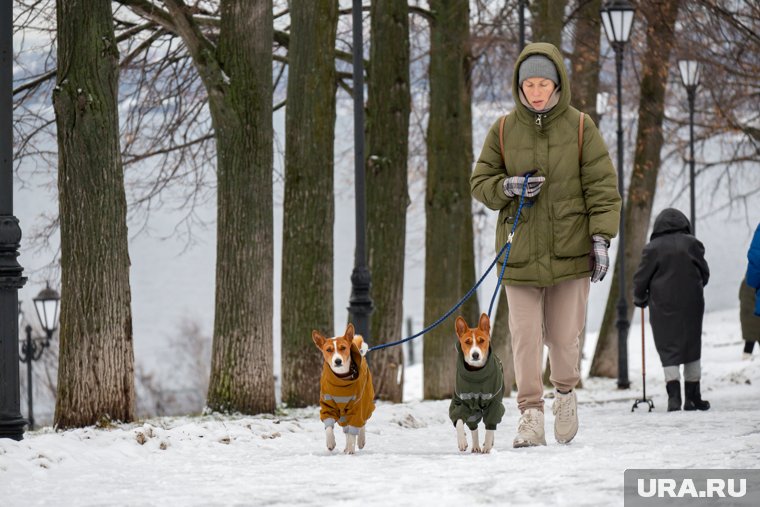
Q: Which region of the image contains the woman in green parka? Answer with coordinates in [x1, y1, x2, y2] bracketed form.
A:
[470, 42, 621, 448]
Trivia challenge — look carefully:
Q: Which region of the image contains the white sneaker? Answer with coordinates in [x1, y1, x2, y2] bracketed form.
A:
[743, 352, 752, 361]
[553, 390, 578, 444]
[513, 408, 546, 448]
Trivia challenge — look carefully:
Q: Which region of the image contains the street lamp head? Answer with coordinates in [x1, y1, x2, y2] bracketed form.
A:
[600, 0, 636, 45]
[678, 59, 700, 89]
[33, 282, 60, 335]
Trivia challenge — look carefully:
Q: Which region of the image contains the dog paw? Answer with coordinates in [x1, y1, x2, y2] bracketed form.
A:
[471, 444, 483, 453]
[456, 420, 468, 452]
[326, 428, 336, 451]
[357, 427, 366, 449]
[483, 429, 494, 454]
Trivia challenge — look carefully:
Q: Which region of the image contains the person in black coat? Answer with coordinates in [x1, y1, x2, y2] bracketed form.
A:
[633, 208, 710, 412]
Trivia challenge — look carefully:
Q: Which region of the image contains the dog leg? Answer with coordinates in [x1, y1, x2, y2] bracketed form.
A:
[483, 429, 495, 454]
[357, 426, 366, 449]
[456, 419, 468, 452]
[471, 427, 482, 453]
[344, 433, 357, 454]
[326, 426, 336, 451]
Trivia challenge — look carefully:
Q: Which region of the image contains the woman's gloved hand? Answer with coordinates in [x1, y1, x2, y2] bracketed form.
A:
[502, 175, 546, 198]
[590, 235, 609, 282]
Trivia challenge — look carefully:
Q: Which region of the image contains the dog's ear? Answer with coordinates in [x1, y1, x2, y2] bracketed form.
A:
[312, 330, 326, 349]
[455, 316, 468, 337]
[344, 322, 355, 341]
[478, 313, 490, 334]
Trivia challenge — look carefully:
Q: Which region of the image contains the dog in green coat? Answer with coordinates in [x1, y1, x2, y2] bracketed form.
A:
[451, 313, 505, 453]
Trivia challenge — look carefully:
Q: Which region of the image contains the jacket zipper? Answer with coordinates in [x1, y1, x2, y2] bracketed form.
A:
[535, 114, 546, 128]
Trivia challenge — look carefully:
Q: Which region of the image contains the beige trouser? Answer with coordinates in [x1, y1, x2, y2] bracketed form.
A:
[505, 277, 590, 412]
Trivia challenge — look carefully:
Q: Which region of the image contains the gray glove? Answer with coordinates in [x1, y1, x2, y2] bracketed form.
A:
[503, 175, 546, 198]
[590, 235, 609, 283]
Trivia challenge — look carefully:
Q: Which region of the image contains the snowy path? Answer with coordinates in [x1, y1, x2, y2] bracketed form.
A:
[2, 308, 758, 506]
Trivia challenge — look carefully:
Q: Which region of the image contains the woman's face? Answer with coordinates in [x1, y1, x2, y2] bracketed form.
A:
[521, 78, 556, 111]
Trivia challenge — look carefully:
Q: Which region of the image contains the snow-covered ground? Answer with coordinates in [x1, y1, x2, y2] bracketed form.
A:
[2, 307, 758, 506]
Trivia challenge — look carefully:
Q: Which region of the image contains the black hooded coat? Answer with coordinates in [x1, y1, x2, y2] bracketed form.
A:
[633, 209, 710, 366]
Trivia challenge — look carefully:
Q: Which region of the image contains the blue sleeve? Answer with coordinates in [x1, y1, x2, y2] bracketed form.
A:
[747, 225, 760, 289]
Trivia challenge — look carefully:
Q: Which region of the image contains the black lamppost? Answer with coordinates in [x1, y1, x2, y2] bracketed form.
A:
[347, 0, 373, 339]
[678, 59, 700, 236]
[19, 284, 60, 430]
[0, 0, 29, 441]
[519, 0, 529, 50]
[600, 0, 635, 390]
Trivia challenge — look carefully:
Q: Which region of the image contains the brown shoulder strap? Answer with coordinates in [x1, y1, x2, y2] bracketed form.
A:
[499, 115, 507, 164]
[578, 112, 585, 164]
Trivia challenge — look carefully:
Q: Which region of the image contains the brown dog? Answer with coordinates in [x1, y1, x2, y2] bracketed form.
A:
[312, 324, 375, 454]
[450, 313, 505, 453]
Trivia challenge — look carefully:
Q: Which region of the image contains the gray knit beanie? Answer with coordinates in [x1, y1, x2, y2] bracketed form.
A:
[518, 55, 559, 86]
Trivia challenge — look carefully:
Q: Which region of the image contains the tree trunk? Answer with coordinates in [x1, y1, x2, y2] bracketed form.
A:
[569, 0, 603, 125]
[144, 0, 276, 414]
[281, 0, 338, 407]
[529, 0, 567, 47]
[53, 0, 135, 428]
[206, 0, 275, 414]
[423, 0, 470, 400]
[590, 0, 681, 377]
[366, 0, 410, 402]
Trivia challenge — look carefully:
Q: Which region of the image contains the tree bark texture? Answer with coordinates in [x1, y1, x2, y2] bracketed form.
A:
[366, 0, 411, 402]
[529, 0, 568, 48]
[590, 0, 681, 377]
[206, 0, 275, 414]
[281, 0, 338, 407]
[570, 0, 603, 125]
[53, 0, 135, 428]
[423, 0, 470, 399]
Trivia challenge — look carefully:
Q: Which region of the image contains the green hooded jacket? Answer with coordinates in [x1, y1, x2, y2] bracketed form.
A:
[470, 42, 621, 286]
[449, 342, 505, 431]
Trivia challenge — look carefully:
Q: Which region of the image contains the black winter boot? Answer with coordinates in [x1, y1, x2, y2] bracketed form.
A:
[683, 381, 710, 411]
[666, 380, 681, 412]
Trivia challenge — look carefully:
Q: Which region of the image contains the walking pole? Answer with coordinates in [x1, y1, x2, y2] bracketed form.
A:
[632, 307, 654, 412]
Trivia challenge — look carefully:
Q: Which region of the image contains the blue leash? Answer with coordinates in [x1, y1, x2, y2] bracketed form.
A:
[367, 177, 532, 353]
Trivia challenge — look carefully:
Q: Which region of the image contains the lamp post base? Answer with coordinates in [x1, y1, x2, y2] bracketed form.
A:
[348, 266, 373, 340]
[0, 416, 27, 441]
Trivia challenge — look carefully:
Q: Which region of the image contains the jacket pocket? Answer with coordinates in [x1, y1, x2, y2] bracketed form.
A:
[552, 197, 591, 258]
[496, 201, 530, 266]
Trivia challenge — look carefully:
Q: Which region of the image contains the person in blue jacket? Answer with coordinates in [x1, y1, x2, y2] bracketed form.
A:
[746, 223, 760, 316]
[743, 224, 760, 359]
